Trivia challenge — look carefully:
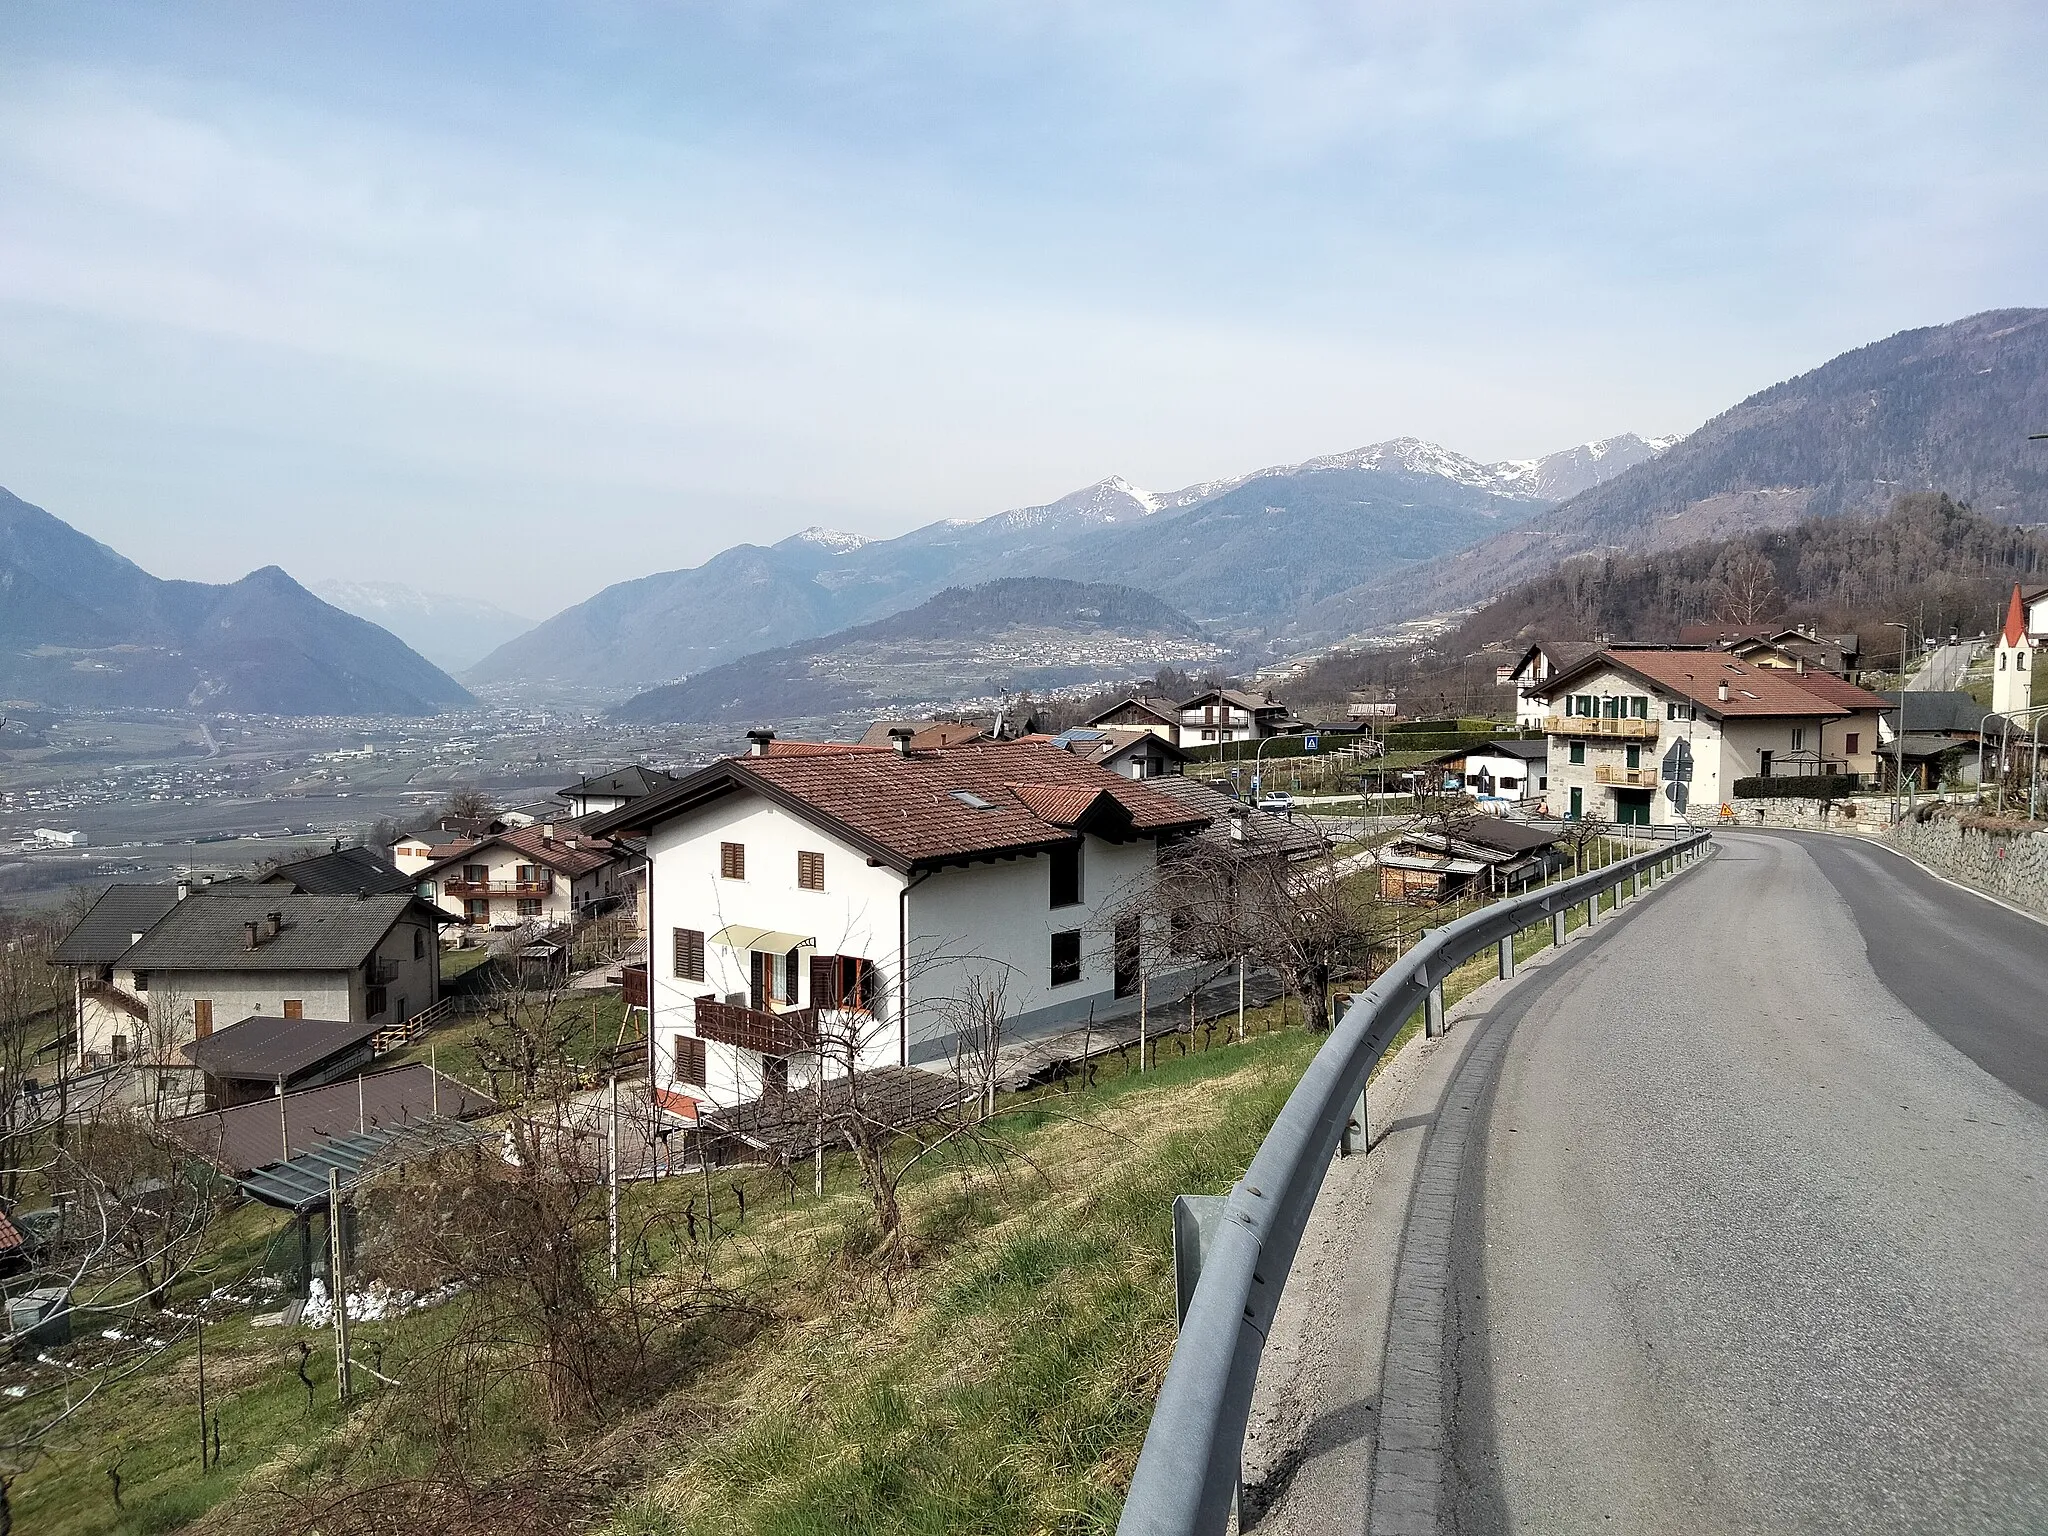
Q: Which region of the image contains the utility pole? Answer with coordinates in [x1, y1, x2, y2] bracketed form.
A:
[1236, 954, 1246, 1044]
[328, 1168, 352, 1404]
[607, 1074, 621, 1283]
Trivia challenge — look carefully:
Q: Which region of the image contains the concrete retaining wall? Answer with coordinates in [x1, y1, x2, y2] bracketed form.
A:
[1885, 812, 2048, 918]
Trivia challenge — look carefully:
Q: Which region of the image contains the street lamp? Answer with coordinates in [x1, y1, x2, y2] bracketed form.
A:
[1883, 622, 1910, 815]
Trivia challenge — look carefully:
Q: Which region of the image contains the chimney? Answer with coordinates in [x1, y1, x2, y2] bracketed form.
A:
[266, 911, 283, 939]
[244, 920, 261, 950]
[175, 879, 189, 902]
[1228, 806, 1249, 843]
[747, 728, 776, 757]
[1717, 680, 1730, 702]
[566, 837, 579, 850]
[1796, 657, 1806, 675]
[888, 726, 916, 757]
[541, 823, 555, 846]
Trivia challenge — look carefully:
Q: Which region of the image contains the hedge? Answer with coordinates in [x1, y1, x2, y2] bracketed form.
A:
[1731, 774, 1864, 800]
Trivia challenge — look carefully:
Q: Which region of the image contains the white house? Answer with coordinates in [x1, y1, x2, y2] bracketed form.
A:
[1179, 689, 1288, 745]
[1529, 647, 1888, 826]
[1051, 726, 1190, 780]
[391, 828, 482, 876]
[1505, 643, 1598, 730]
[417, 823, 630, 929]
[585, 734, 1210, 1114]
[57, 888, 445, 1072]
[557, 765, 680, 820]
[1084, 697, 1184, 746]
[1459, 740, 1549, 804]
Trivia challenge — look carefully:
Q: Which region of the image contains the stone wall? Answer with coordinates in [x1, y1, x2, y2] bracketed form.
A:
[1713, 796, 1889, 833]
[1885, 809, 2048, 917]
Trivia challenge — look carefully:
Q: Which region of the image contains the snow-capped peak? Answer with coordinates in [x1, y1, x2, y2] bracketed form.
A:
[788, 526, 869, 554]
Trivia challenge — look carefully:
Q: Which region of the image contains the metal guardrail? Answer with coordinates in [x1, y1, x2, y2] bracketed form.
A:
[1117, 831, 1714, 1535]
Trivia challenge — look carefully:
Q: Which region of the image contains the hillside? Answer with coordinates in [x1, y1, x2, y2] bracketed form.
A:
[1287, 492, 2048, 715]
[311, 581, 534, 673]
[1296, 308, 2048, 639]
[467, 435, 1667, 694]
[0, 488, 474, 715]
[610, 577, 1219, 724]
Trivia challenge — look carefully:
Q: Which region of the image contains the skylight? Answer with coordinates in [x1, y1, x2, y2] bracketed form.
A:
[949, 789, 996, 810]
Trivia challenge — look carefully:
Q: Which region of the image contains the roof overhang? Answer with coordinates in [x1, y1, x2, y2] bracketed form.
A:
[710, 925, 816, 953]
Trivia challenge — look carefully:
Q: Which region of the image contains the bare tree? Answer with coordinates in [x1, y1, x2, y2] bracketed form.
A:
[441, 786, 497, 824]
[1709, 545, 1782, 627]
[469, 953, 584, 1104]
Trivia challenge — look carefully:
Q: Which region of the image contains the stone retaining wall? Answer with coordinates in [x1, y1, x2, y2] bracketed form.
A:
[1885, 811, 2048, 918]
[1714, 796, 1888, 833]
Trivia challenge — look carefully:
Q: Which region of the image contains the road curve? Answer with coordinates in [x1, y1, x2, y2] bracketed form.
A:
[1375, 831, 2048, 1534]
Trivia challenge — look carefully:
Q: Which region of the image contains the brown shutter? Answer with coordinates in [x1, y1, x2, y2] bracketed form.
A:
[797, 850, 824, 890]
[283, 999, 303, 1020]
[811, 953, 839, 1007]
[672, 927, 704, 982]
[672, 1033, 706, 1085]
[782, 949, 801, 1003]
[720, 841, 746, 880]
[193, 999, 213, 1038]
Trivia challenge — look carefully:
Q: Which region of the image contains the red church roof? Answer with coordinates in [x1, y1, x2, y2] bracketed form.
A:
[2002, 584, 2028, 647]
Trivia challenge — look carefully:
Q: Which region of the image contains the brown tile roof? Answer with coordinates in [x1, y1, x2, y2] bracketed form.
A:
[1546, 649, 1857, 718]
[161, 1063, 497, 1175]
[856, 720, 989, 748]
[587, 740, 1210, 871]
[1778, 670, 1888, 712]
[419, 823, 621, 881]
[759, 739, 889, 757]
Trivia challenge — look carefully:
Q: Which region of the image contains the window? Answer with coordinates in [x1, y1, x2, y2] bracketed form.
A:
[366, 985, 388, 1017]
[797, 850, 825, 891]
[1050, 842, 1083, 908]
[1625, 744, 1641, 770]
[673, 926, 705, 981]
[1569, 742, 1586, 766]
[283, 999, 303, 1020]
[1846, 732, 1860, 755]
[110, 1035, 128, 1061]
[1791, 728, 1806, 752]
[414, 928, 425, 960]
[1603, 696, 1621, 719]
[1050, 929, 1082, 987]
[672, 1033, 707, 1085]
[464, 898, 489, 925]
[1667, 702, 1695, 721]
[810, 954, 876, 1013]
[720, 841, 746, 880]
[192, 999, 212, 1038]
[462, 863, 488, 883]
[1630, 696, 1649, 719]
[515, 863, 537, 882]
[1759, 750, 1774, 778]
[517, 898, 543, 919]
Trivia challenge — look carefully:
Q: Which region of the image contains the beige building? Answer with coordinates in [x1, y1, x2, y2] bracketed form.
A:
[1531, 647, 1888, 826]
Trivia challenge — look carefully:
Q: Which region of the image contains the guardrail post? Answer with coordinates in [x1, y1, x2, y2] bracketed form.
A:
[1424, 981, 1445, 1038]
[1341, 1087, 1369, 1156]
[1552, 908, 1566, 947]
[1497, 933, 1514, 980]
[1632, 869, 1642, 900]
[1586, 890, 1599, 926]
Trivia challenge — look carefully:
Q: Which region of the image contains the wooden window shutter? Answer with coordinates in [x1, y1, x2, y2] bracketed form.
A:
[672, 1033, 706, 1085]
[782, 949, 801, 1003]
[797, 850, 824, 890]
[720, 841, 745, 880]
[672, 926, 705, 981]
[811, 953, 839, 1007]
[193, 999, 213, 1038]
[283, 999, 303, 1020]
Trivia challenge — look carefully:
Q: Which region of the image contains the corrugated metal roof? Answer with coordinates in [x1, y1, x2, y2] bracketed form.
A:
[236, 1117, 495, 1212]
[162, 1062, 496, 1175]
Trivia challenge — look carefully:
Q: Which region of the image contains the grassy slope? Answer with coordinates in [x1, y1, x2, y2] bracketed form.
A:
[10, 853, 1646, 1536]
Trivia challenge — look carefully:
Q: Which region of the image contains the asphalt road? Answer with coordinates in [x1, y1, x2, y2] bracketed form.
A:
[1382, 831, 2048, 1533]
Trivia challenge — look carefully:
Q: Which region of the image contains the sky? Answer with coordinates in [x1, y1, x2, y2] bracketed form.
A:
[3, 1, 2046, 621]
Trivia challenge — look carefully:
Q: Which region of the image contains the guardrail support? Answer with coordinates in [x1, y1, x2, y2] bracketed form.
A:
[1552, 909, 1567, 947]
[1424, 981, 1445, 1038]
[1340, 1088, 1369, 1156]
[1497, 934, 1515, 980]
[1586, 890, 1599, 926]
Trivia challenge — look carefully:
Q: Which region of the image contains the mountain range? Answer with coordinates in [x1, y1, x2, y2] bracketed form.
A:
[0, 488, 473, 715]
[1293, 308, 2048, 639]
[311, 580, 535, 673]
[610, 577, 1218, 724]
[466, 433, 1671, 693]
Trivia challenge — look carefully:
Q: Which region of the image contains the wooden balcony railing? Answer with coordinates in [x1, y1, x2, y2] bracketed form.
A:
[1544, 715, 1659, 740]
[1593, 766, 1654, 787]
[443, 875, 554, 898]
[694, 996, 817, 1056]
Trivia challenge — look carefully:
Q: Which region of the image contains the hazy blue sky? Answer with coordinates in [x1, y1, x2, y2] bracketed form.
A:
[4, 1, 2045, 616]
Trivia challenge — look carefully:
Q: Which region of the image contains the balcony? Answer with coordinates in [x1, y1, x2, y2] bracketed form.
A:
[443, 874, 554, 899]
[694, 996, 817, 1056]
[1594, 766, 1655, 787]
[1544, 715, 1659, 740]
[81, 978, 148, 1022]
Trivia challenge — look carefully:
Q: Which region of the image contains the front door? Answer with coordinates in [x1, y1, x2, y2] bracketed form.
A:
[1614, 790, 1652, 827]
[1568, 786, 1583, 820]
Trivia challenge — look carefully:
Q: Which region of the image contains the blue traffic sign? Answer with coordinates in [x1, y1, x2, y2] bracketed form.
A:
[1303, 733, 1319, 752]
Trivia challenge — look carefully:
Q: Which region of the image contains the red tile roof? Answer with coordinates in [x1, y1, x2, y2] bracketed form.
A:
[758, 739, 889, 757]
[589, 740, 1210, 870]
[2003, 584, 2028, 647]
[1779, 670, 1888, 712]
[419, 822, 621, 881]
[1551, 649, 1862, 718]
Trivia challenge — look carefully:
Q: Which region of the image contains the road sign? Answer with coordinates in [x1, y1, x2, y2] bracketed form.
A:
[1303, 733, 1320, 752]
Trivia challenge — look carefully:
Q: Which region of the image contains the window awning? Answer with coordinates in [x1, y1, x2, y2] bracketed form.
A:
[709, 925, 816, 953]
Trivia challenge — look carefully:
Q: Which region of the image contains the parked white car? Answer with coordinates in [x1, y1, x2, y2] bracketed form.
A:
[1256, 791, 1293, 815]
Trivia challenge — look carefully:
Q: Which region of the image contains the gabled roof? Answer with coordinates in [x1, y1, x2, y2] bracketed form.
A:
[585, 740, 1210, 872]
[857, 720, 988, 749]
[1084, 696, 1181, 730]
[1508, 642, 1599, 683]
[1535, 649, 1855, 719]
[1141, 776, 1330, 860]
[1777, 670, 1888, 712]
[259, 845, 415, 896]
[1877, 691, 2006, 735]
[1181, 688, 1282, 712]
[418, 822, 622, 882]
[1053, 726, 1191, 769]
[760, 739, 889, 757]
[394, 829, 483, 858]
[1470, 739, 1549, 761]
[184, 1014, 384, 1081]
[556, 765, 679, 801]
[53, 884, 186, 966]
[122, 892, 441, 973]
